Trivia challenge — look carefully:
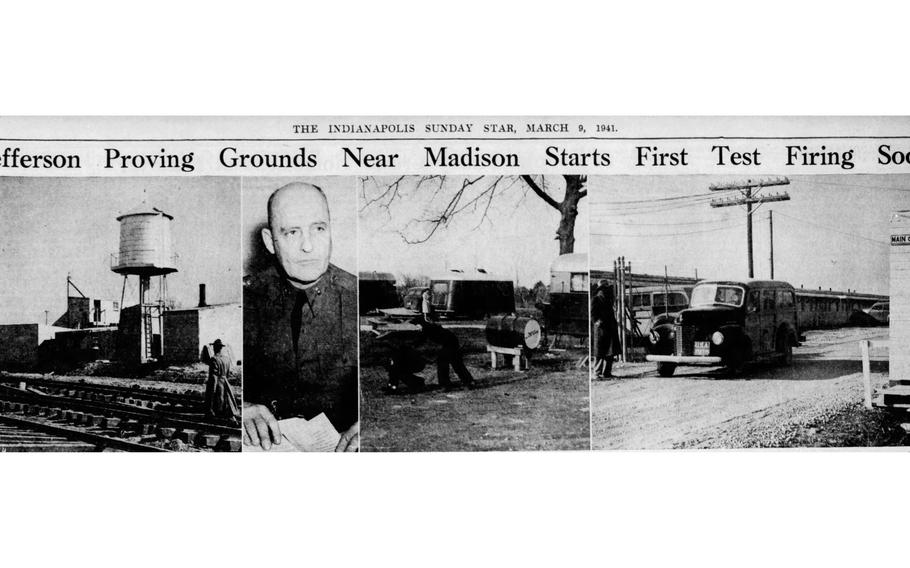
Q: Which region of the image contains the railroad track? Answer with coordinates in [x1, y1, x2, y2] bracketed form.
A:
[0, 375, 211, 408]
[0, 413, 162, 452]
[0, 380, 241, 452]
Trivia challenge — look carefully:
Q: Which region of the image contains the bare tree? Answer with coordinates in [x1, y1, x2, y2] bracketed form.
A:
[360, 175, 587, 255]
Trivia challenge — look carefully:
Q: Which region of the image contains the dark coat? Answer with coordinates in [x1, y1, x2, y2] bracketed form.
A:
[205, 351, 240, 421]
[591, 287, 620, 358]
[243, 264, 358, 431]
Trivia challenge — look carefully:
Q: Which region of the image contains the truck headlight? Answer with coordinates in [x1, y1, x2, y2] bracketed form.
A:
[649, 331, 659, 344]
[711, 331, 724, 345]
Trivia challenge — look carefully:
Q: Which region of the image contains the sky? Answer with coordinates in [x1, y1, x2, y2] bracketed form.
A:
[589, 174, 909, 296]
[241, 176, 357, 276]
[0, 176, 241, 324]
[358, 175, 590, 287]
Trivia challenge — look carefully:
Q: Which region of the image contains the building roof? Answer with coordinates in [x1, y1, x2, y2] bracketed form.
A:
[163, 302, 240, 314]
[430, 269, 508, 282]
[550, 252, 588, 273]
[359, 271, 396, 282]
[698, 279, 795, 289]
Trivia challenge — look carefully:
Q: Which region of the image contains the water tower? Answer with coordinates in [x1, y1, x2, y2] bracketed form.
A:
[111, 204, 177, 363]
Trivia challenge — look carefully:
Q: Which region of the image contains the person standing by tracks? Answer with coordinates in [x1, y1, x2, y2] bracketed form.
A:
[592, 280, 620, 379]
[205, 339, 240, 424]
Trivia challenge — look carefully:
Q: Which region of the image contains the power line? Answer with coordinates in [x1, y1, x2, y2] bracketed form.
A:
[591, 220, 746, 238]
[591, 196, 719, 215]
[773, 211, 889, 246]
[589, 215, 738, 227]
[592, 191, 717, 205]
[591, 194, 716, 208]
[798, 179, 910, 192]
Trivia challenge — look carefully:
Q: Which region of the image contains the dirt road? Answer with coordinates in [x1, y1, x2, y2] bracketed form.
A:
[361, 350, 590, 452]
[591, 327, 891, 449]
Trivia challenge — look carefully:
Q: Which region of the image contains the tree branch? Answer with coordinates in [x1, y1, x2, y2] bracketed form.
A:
[521, 175, 560, 210]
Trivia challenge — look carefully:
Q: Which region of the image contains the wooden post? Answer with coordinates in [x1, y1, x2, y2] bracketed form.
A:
[619, 257, 626, 363]
[860, 340, 873, 409]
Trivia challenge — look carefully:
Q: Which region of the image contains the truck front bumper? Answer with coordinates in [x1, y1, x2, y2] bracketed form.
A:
[645, 354, 723, 365]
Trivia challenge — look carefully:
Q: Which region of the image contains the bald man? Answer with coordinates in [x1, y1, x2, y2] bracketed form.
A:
[243, 182, 359, 451]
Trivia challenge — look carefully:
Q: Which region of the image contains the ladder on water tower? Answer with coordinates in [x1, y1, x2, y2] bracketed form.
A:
[142, 309, 154, 361]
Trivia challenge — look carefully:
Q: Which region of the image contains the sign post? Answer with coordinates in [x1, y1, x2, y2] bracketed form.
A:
[891, 212, 910, 384]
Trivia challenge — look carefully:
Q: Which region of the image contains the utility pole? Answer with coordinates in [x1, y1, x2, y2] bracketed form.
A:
[769, 210, 775, 279]
[709, 177, 791, 278]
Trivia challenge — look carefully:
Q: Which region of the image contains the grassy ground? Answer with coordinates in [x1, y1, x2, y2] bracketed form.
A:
[360, 326, 590, 451]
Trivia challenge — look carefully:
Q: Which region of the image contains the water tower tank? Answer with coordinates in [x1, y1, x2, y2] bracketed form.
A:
[111, 205, 177, 276]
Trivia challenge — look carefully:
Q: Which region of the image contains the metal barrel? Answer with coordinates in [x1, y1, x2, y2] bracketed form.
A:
[485, 315, 542, 350]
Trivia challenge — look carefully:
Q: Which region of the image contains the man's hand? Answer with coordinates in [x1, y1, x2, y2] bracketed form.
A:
[335, 421, 359, 452]
[242, 402, 282, 450]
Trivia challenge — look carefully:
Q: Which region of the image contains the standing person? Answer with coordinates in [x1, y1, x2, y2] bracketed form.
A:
[591, 280, 620, 378]
[205, 339, 240, 423]
[243, 182, 359, 452]
[420, 287, 434, 322]
[414, 318, 475, 390]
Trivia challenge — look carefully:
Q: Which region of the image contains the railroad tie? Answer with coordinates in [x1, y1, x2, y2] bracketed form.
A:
[179, 429, 199, 445]
[201, 434, 220, 448]
[218, 436, 242, 452]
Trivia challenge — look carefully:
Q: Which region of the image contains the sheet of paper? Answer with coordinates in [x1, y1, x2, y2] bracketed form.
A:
[280, 413, 341, 452]
[243, 413, 341, 452]
[242, 439, 298, 453]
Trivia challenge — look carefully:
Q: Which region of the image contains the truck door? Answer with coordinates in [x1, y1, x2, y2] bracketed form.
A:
[759, 290, 777, 354]
[744, 289, 762, 355]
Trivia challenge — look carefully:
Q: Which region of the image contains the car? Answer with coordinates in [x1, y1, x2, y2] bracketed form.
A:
[402, 286, 428, 312]
[865, 301, 890, 324]
[645, 279, 800, 377]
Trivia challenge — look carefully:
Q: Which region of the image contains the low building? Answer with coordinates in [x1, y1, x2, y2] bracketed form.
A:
[53, 327, 119, 362]
[0, 323, 69, 369]
[163, 303, 242, 364]
[60, 296, 120, 328]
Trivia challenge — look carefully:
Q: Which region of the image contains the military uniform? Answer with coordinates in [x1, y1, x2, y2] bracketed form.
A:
[243, 263, 358, 431]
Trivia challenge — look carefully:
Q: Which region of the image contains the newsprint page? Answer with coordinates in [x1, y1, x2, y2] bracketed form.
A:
[0, 116, 908, 453]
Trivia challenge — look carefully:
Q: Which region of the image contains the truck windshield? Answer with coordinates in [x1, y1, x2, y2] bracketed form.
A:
[690, 284, 745, 307]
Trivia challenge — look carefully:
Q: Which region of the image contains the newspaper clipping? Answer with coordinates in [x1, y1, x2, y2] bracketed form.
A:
[0, 116, 907, 452]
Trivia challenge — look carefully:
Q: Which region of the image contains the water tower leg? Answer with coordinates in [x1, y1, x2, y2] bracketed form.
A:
[119, 276, 127, 315]
[159, 275, 166, 359]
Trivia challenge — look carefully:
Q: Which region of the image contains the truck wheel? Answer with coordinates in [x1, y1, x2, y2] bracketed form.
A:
[657, 362, 676, 377]
[777, 332, 794, 366]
